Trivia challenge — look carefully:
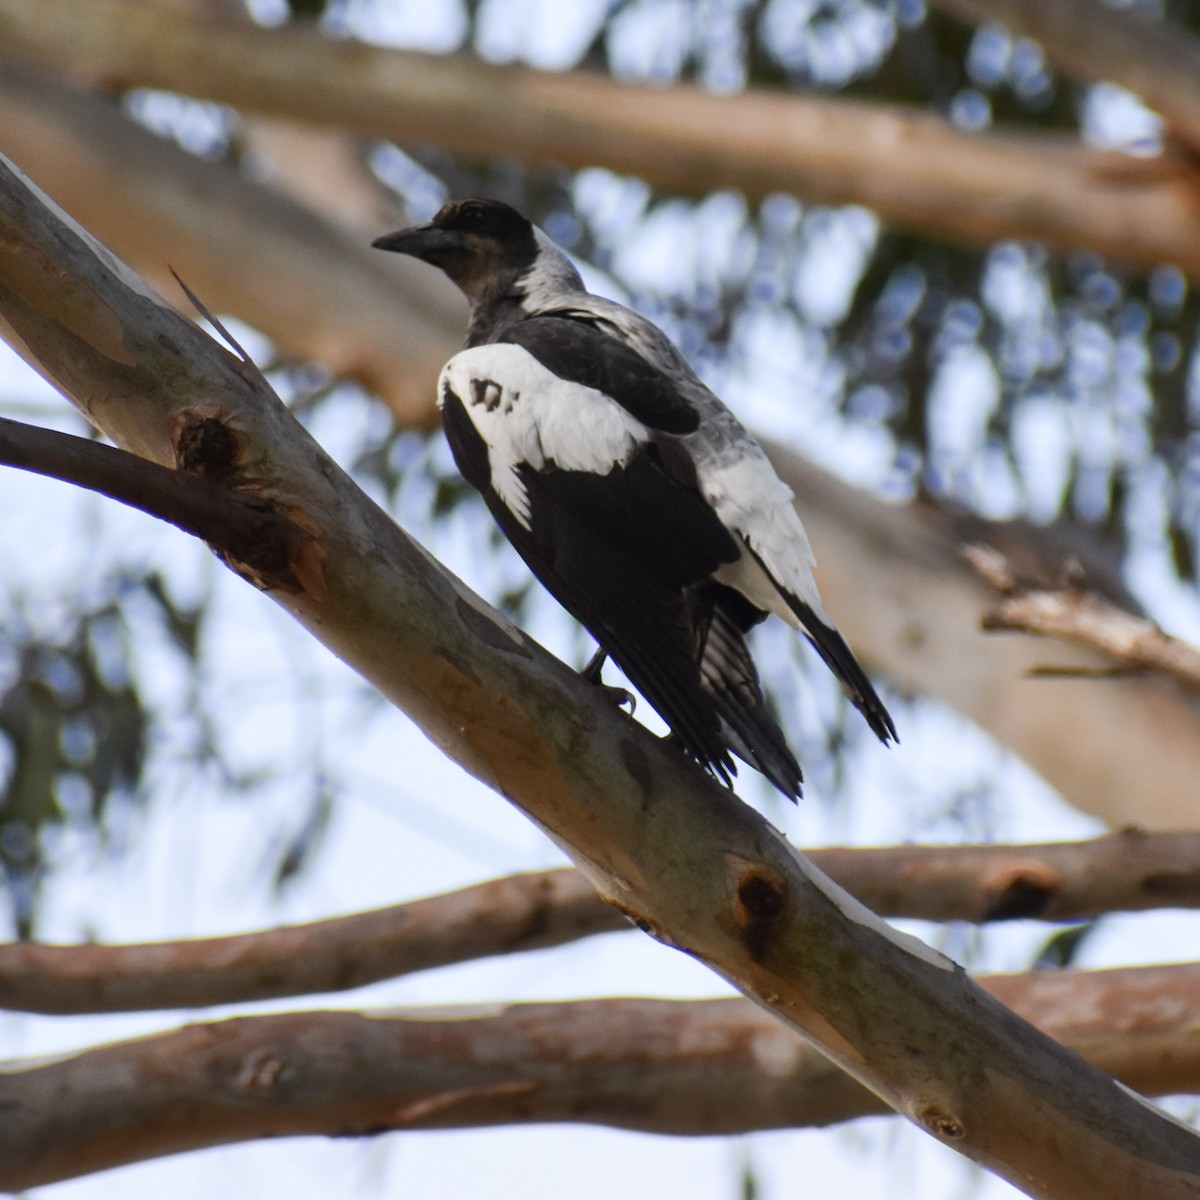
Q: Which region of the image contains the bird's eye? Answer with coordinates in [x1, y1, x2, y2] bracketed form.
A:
[457, 204, 484, 227]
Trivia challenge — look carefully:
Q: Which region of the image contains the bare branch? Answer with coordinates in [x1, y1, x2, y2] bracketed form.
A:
[8, 830, 1200, 1014]
[927, 0, 1200, 154]
[5, 965, 1200, 1189]
[3, 152, 1198, 1197]
[0, 59, 461, 425]
[984, 593, 1200, 689]
[965, 544, 1200, 692]
[772, 448, 1200, 830]
[3, 0, 1200, 277]
[819, 829, 1200, 924]
[0, 869, 621, 1014]
[0, 415, 301, 580]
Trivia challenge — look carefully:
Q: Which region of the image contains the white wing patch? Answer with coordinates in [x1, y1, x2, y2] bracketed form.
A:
[439, 343, 649, 531]
[697, 450, 832, 628]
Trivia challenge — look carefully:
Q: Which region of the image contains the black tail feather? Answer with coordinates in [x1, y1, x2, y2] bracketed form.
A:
[697, 587, 803, 800]
[783, 596, 897, 745]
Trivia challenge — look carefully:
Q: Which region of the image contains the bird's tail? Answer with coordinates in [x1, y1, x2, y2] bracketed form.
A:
[698, 588, 803, 801]
[783, 597, 897, 745]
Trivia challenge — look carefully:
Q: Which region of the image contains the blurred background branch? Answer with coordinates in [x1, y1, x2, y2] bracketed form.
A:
[5, 1, 1200, 1196]
[6, 830, 1200, 1013]
[7, 966, 1200, 1189]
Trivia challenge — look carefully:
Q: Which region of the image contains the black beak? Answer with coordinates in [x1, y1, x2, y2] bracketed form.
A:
[371, 224, 466, 259]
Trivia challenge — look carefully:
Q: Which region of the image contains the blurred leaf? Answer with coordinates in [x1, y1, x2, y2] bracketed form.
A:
[1170, 523, 1195, 582]
[1031, 920, 1098, 971]
[272, 779, 335, 894]
[740, 1158, 759, 1200]
[287, 0, 328, 20]
[140, 571, 205, 663]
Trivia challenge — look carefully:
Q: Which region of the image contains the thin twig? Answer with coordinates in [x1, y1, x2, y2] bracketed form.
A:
[0, 416, 293, 572]
[965, 543, 1200, 692]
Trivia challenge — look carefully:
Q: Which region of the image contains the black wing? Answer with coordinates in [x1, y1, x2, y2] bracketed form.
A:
[441, 382, 802, 797]
[500, 315, 700, 435]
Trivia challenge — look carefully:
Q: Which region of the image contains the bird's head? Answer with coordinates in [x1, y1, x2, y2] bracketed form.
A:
[372, 198, 539, 303]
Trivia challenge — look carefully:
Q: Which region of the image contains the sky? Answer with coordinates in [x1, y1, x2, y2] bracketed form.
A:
[3, 2, 1200, 1198]
[0, 334, 1110, 1199]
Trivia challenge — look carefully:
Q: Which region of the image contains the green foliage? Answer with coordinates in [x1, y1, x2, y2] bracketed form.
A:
[1031, 919, 1098, 970]
[286, 0, 329, 19]
[0, 575, 187, 936]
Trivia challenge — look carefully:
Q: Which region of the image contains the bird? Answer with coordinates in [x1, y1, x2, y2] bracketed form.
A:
[373, 198, 895, 800]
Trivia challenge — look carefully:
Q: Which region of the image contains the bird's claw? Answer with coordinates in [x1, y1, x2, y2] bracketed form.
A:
[579, 649, 636, 712]
[597, 683, 636, 713]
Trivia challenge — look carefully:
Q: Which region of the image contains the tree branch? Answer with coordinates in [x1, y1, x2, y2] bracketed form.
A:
[5, 59, 1199, 833]
[2, 152, 1198, 1197]
[0, 869, 620, 1014]
[770, 450, 1200, 830]
[966, 543, 1200, 691]
[7, 830, 1200, 1014]
[5, 965, 1200, 1189]
[0, 414, 301, 578]
[927, 0, 1200, 154]
[3, 0, 1200, 277]
[0, 59, 461, 425]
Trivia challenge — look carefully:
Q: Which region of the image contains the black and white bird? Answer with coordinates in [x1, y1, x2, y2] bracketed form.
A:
[374, 198, 895, 800]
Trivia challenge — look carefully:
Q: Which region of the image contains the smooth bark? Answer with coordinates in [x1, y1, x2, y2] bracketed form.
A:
[6, 830, 1200, 1014]
[766, 448, 1200, 830]
[3, 0, 1200, 275]
[5, 965, 1200, 1188]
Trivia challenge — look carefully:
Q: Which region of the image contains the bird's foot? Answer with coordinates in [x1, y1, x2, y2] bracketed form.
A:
[597, 683, 636, 713]
[580, 646, 608, 685]
[579, 648, 636, 713]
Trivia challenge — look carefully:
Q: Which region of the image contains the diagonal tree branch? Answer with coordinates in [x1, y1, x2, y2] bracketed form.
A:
[6, 58, 1200, 832]
[2, 153, 1199, 1197]
[6, 830, 1200, 1015]
[927, 0, 1200, 154]
[5, 966, 1200, 1189]
[3, 0, 1200, 277]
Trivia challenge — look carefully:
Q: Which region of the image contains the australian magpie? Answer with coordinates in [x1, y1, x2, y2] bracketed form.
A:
[373, 198, 896, 799]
